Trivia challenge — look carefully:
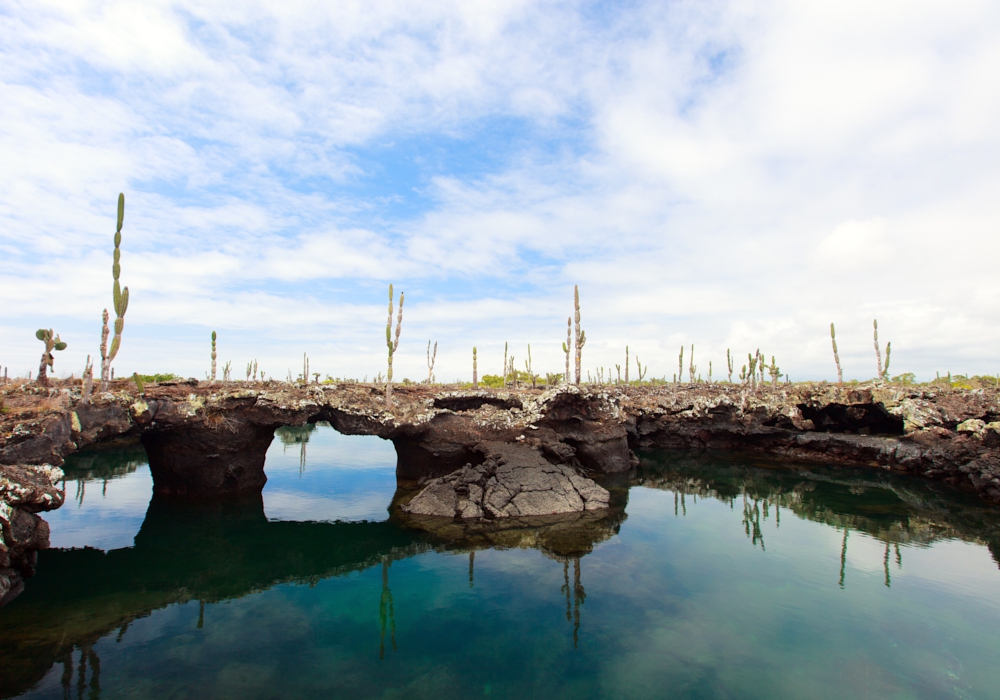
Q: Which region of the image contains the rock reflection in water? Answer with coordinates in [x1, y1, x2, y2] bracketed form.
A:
[636, 450, 1000, 586]
[0, 478, 625, 698]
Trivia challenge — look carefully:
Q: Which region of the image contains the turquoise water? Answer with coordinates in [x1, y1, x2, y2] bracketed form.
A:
[2, 426, 1000, 699]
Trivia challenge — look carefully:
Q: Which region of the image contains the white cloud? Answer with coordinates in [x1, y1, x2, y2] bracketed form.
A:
[1, 0, 999, 382]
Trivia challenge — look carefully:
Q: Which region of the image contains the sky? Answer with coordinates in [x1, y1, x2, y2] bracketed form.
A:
[2, 0, 999, 384]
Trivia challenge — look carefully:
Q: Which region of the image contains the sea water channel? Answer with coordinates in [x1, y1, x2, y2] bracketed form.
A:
[2, 424, 1000, 699]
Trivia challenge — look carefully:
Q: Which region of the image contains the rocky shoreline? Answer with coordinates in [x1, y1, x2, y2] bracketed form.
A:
[3, 377, 1000, 603]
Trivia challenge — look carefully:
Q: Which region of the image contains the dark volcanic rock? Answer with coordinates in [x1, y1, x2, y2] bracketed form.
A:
[0, 463, 64, 606]
[141, 414, 276, 497]
[402, 442, 610, 519]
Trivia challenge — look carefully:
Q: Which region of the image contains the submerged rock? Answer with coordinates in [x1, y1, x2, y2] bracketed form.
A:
[402, 442, 610, 519]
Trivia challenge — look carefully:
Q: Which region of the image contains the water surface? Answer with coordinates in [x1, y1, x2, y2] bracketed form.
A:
[2, 427, 1000, 699]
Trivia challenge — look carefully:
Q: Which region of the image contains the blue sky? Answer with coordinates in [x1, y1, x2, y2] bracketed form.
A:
[2, 0, 1000, 383]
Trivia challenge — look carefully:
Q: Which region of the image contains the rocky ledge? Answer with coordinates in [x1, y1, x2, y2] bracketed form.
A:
[0, 463, 64, 605]
[3, 378, 1000, 504]
[401, 442, 611, 519]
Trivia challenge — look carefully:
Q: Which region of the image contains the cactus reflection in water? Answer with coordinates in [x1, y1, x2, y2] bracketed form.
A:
[379, 560, 396, 660]
[641, 455, 936, 590]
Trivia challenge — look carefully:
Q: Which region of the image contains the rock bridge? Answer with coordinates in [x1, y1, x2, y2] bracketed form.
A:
[3, 380, 1000, 502]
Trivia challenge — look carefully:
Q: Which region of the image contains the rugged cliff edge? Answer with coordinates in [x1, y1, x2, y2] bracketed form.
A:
[1, 379, 999, 504]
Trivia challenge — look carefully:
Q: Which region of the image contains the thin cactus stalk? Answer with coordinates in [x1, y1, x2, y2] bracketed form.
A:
[884, 342, 891, 379]
[426, 341, 438, 384]
[472, 347, 478, 388]
[831, 323, 843, 386]
[211, 331, 217, 381]
[385, 284, 403, 408]
[223, 361, 232, 382]
[132, 372, 144, 394]
[688, 344, 695, 383]
[81, 355, 94, 403]
[615, 364, 621, 384]
[625, 346, 629, 385]
[503, 342, 508, 389]
[573, 286, 586, 385]
[526, 344, 535, 388]
[769, 356, 779, 387]
[636, 356, 647, 383]
[708, 361, 712, 384]
[562, 317, 571, 385]
[100, 193, 129, 393]
[727, 349, 734, 382]
[678, 346, 684, 384]
[35, 328, 67, 387]
[873, 319, 883, 378]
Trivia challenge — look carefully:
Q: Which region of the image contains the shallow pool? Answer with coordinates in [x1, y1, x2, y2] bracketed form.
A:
[2, 426, 999, 699]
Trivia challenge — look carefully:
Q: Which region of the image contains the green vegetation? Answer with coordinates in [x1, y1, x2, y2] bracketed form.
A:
[135, 373, 177, 383]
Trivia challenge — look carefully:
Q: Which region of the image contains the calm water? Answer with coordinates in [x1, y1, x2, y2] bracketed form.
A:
[2, 425, 1000, 699]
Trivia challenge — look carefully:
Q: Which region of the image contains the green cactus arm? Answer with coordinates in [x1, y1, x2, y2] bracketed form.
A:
[117, 193, 125, 232]
[212, 330, 217, 342]
[36, 329, 47, 341]
[54, 342, 67, 351]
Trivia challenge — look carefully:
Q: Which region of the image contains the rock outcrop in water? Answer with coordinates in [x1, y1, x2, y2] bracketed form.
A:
[402, 442, 610, 519]
[0, 463, 64, 606]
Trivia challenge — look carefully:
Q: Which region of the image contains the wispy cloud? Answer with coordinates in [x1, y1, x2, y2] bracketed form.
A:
[1, 0, 998, 382]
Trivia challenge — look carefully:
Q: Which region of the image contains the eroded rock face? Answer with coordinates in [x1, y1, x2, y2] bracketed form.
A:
[0, 463, 64, 606]
[402, 442, 610, 519]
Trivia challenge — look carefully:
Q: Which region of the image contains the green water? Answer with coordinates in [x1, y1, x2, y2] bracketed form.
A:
[2, 428, 1000, 699]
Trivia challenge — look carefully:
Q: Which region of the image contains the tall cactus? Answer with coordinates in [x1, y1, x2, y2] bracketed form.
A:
[873, 319, 891, 380]
[562, 317, 571, 385]
[385, 284, 403, 408]
[688, 344, 696, 382]
[573, 285, 586, 385]
[211, 331, 217, 381]
[625, 346, 629, 385]
[35, 329, 67, 387]
[100, 193, 129, 393]
[426, 340, 437, 384]
[677, 346, 684, 384]
[727, 349, 734, 383]
[831, 322, 843, 386]
[472, 347, 478, 388]
[503, 341, 509, 388]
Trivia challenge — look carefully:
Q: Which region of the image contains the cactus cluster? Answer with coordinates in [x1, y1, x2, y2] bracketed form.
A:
[34, 328, 67, 386]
